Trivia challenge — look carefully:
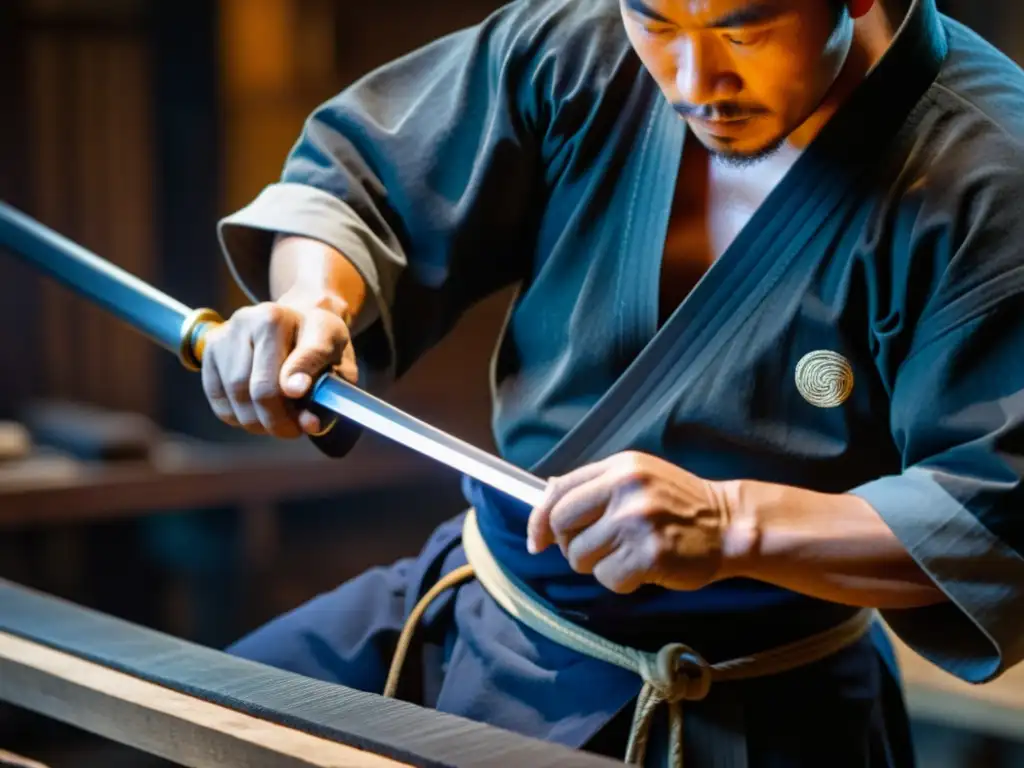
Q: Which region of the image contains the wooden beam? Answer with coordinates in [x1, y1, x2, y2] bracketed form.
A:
[0, 436, 441, 528]
[5, 581, 1024, 762]
[0, 579, 618, 768]
[0, 631, 407, 768]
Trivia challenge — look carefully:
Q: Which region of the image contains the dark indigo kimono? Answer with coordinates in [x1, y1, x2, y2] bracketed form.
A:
[218, 0, 1024, 764]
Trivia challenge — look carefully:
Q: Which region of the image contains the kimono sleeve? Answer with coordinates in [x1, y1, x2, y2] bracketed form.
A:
[851, 153, 1024, 684]
[216, 3, 555, 387]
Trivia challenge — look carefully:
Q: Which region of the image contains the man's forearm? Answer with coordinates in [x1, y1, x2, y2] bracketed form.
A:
[718, 479, 949, 609]
[269, 235, 368, 322]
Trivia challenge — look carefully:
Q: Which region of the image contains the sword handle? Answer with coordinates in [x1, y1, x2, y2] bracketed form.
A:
[178, 307, 224, 371]
[179, 307, 340, 438]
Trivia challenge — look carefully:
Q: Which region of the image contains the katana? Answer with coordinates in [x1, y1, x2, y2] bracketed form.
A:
[0, 201, 547, 508]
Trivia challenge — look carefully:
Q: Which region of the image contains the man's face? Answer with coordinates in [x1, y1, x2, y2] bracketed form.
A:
[621, 0, 855, 162]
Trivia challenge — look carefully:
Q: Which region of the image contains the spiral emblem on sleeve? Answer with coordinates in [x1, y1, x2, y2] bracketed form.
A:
[795, 350, 854, 408]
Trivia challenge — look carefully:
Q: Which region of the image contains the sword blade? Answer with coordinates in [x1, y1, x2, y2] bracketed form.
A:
[313, 376, 547, 508]
[0, 201, 547, 508]
[0, 202, 191, 357]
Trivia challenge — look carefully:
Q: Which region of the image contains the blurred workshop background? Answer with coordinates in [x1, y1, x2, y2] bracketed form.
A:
[0, 1, 1022, 766]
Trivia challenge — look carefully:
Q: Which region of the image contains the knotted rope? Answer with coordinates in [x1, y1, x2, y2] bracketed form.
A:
[385, 509, 875, 767]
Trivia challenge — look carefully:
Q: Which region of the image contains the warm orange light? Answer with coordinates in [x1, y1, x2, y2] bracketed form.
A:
[220, 0, 296, 98]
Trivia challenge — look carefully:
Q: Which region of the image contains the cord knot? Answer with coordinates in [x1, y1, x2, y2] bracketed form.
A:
[639, 643, 713, 704]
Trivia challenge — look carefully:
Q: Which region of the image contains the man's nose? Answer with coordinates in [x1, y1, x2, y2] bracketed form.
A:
[674, 37, 739, 107]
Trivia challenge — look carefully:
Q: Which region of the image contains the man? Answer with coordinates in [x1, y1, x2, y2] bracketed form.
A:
[206, 0, 1024, 765]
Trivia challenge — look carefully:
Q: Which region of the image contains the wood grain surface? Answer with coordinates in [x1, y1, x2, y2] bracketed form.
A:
[0, 631, 409, 768]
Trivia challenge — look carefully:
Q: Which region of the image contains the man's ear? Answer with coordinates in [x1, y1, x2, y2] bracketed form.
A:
[847, 0, 876, 18]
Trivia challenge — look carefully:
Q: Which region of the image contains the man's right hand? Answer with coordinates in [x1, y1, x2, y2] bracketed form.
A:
[201, 295, 359, 438]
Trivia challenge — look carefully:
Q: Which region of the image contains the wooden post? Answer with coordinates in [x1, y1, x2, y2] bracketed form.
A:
[0, 0, 43, 421]
[150, 0, 225, 437]
[18, 0, 157, 419]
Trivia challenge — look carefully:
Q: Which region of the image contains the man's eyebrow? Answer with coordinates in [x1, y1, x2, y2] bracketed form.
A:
[623, 0, 785, 29]
[705, 2, 785, 29]
[623, 0, 674, 25]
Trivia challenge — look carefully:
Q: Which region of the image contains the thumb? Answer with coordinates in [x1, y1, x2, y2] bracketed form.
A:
[280, 312, 348, 398]
[526, 480, 558, 554]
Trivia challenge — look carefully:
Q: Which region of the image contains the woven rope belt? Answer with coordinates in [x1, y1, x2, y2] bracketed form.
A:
[385, 509, 875, 767]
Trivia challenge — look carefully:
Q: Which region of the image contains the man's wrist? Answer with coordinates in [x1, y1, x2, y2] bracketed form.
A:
[269, 233, 369, 326]
[714, 479, 763, 581]
[277, 288, 354, 326]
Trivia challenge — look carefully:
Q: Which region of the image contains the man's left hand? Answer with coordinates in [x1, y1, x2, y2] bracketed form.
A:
[526, 452, 732, 594]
